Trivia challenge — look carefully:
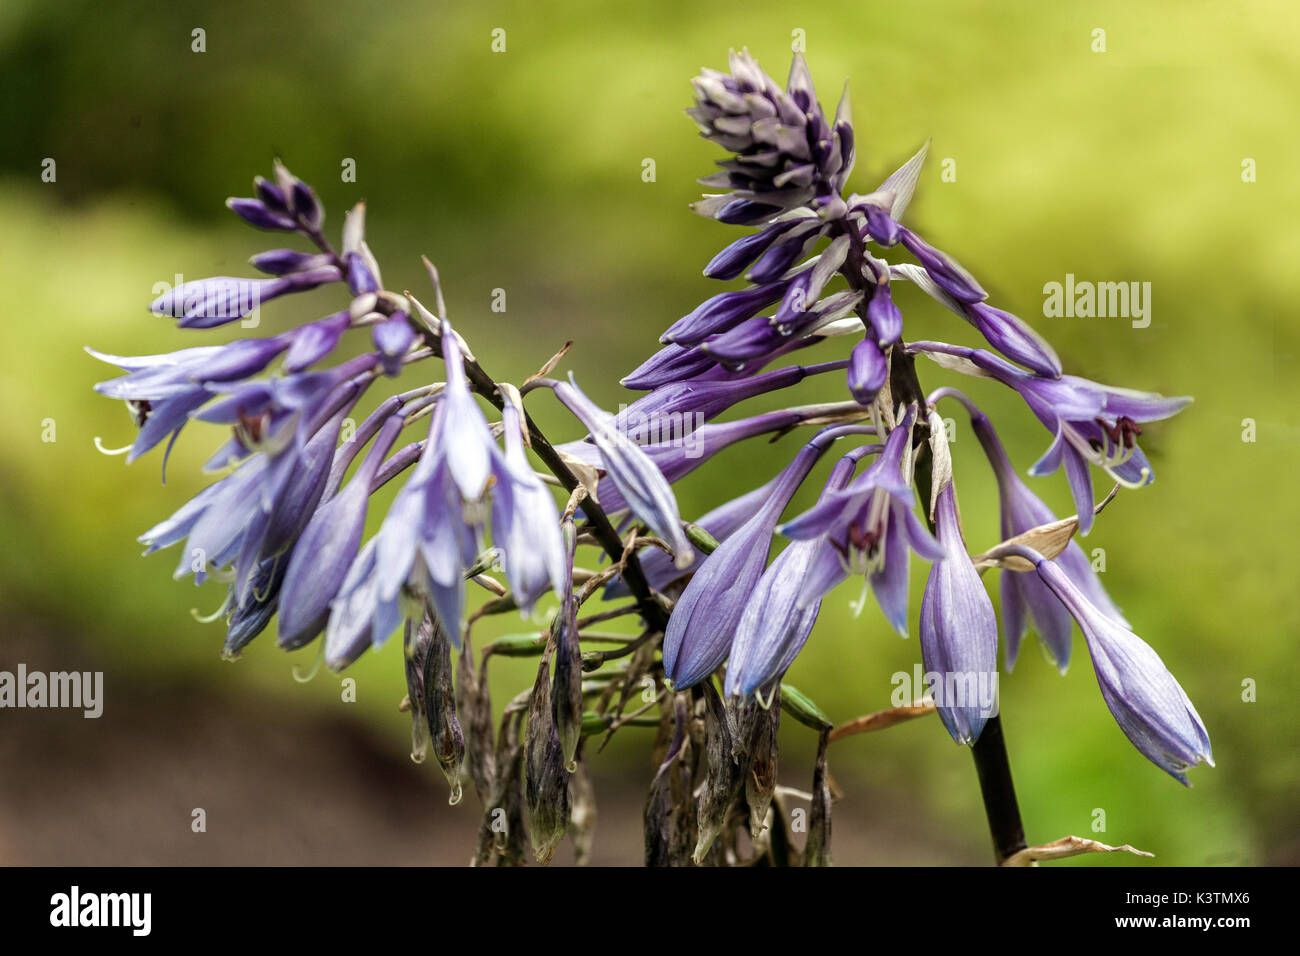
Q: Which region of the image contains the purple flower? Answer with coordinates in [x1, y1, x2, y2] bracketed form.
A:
[89, 346, 221, 472]
[371, 322, 497, 638]
[702, 290, 862, 365]
[612, 360, 846, 443]
[725, 445, 874, 699]
[911, 341, 1190, 533]
[194, 353, 380, 469]
[661, 281, 791, 346]
[934, 387, 1127, 671]
[556, 404, 856, 515]
[703, 215, 824, 282]
[663, 424, 872, 689]
[249, 248, 336, 276]
[688, 51, 853, 220]
[371, 311, 418, 376]
[898, 229, 987, 304]
[865, 278, 903, 345]
[149, 268, 341, 329]
[780, 407, 942, 637]
[277, 412, 404, 649]
[283, 312, 351, 372]
[552, 376, 691, 566]
[891, 263, 1061, 378]
[847, 338, 887, 405]
[920, 481, 999, 745]
[604, 476, 779, 598]
[999, 545, 1212, 784]
[491, 395, 567, 614]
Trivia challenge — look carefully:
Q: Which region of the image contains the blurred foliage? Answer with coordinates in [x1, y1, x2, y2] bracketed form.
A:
[1, 0, 1297, 865]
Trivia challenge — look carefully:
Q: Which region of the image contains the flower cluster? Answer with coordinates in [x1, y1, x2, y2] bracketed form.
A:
[95, 50, 1211, 868]
[634, 49, 1209, 783]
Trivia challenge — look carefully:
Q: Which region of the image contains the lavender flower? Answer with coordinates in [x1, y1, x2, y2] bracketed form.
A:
[550, 376, 691, 566]
[920, 480, 999, 745]
[662, 424, 871, 689]
[491, 393, 566, 613]
[779, 407, 942, 637]
[933, 387, 1127, 671]
[604, 476, 777, 598]
[556, 403, 865, 515]
[725, 445, 874, 699]
[689, 50, 853, 222]
[994, 545, 1212, 784]
[612, 359, 846, 442]
[911, 341, 1191, 533]
[276, 412, 404, 649]
[149, 269, 341, 329]
[902, 407, 999, 745]
[372, 321, 496, 639]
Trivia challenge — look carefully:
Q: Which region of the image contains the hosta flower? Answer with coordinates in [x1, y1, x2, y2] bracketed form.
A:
[994, 544, 1212, 784]
[89, 347, 222, 472]
[780, 407, 942, 636]
[556, 403, 864, 516]
[725, 444, 874, 699]
[912, 340, 1191, 533]
[194, 352, 380, 473]
[277, 412, 405, 649]
[551, 376, 692, 565]
[612, 359, 846, 443]
[662, 423, 872, 689]
[373, 322, 496, 639]
[933, 387, 1127, 671]
[149, 268, 341, 329]
[491, 394, 566, 614]
[604, 476, 778, 599]
[701, 290, 862, 365]
[920, 481, 999, 746]
[621, 319, 856, 390]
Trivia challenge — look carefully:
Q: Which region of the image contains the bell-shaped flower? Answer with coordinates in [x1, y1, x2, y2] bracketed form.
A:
[662, 423, 871, 689]
[780, 407, 942, 636]
[371, 321, 497, 640]
[277, 412, 405, 649]
[934, 387, 1127, 672]
[551, 375, 691, 566]
[919, 480, 999, 745]
[725, 445, 874, 699]
[911, 341, 1191, 533]
[490, 394, 567, 613]
[993, 544, 1212, 784]
[603, 476, 777, 599]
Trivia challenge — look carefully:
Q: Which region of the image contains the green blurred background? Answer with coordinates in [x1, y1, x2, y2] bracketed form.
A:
[0, 0, 1295, 865]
